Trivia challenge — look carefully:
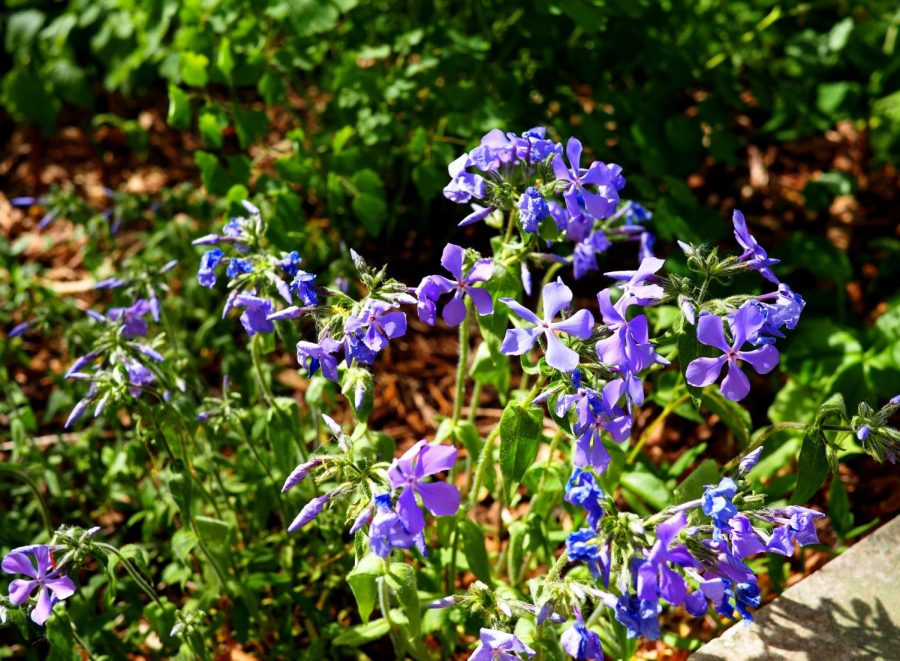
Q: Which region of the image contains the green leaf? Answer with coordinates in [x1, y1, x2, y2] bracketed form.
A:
[194, 515, 233, 543]
[216, 37, 235, 82]
[499, 404, 543, 500]
[199, 109, 226, 149]
[621, 469, 671, 511]
[792, 427, 829, 504]
[673, 459, 719, 503]
[2, 68, 58, 128]
[458, 518, 492, 585]
[284, 0, 340, 37]
[180, 51, 209, 87]
[332, 618, 390, 647]
[675, 318, 705, 408]
[506, 521, 527, 585]
[347, 553, 383, 624]
[828, 476, 853, 538]
[166, 85, 191, 129]
[351, 169, 388, 235]
[258, 71, 286, 107]
[386, 563, 420, 637]
[233, 105, 269, 149]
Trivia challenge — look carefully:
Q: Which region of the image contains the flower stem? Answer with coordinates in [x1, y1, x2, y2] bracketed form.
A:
[451, 300, 472, 425]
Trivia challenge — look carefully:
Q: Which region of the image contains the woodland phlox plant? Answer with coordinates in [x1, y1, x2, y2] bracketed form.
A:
[7, 127, 899, 658]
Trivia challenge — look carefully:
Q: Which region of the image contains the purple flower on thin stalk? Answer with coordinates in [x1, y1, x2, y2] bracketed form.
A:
[468, 129, 517, 172]
[345, 301, 407, 353]
[500, 279, 594, 372]
[749, 284, 805, 346]
[287, 491, 337, 532]
[469, 628, 536, 661]
[566, 528, 609, 583]
[9, 321, 33, 338]
[517, 187, 548, 233]
[594, 289, 668, 377]
[636, 511, 698, 607]
[765, 506, 825, 555]
[551, 137, 620, 220]
[290, 270, 317, 306]
[282, 458, 324, 493]
[232, 294, 275, 336]
[732, 210, 780, 283]
[614, 593, 661, 640]
[415, 244, 493, 327]
[297, 337, 342, 383]
[2, 545, 76, 625]
[604, 256, 666, 306]
[560, 606, 603, 660]
[107, 299, 153, 338]
[571, 379, 632, 472]
[368, 493, 426, 558]
[685, 304, 779, 401]
[387, 440, 461, 535]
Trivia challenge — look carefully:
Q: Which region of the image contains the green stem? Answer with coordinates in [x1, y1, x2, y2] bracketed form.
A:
[95, 542, 165, 610]
[546, 550, 569, 583]
[467, 425, 501, 508]
[627, 392, 691, 464]
[0, 463, 53, 536]
[467, 381, 482, 424]
[723, 422, 808, 472]
[451, 300, 472, 425]
[251, 333, 277, 410]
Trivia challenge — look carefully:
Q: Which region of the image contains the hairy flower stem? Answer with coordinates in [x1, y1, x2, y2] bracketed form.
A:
[95, 542, 165, 610]
[0, 462, 53, 535]
[723, 421, 809, 472]
[451, 300, 473, 425]
[627, 391, 691, 464]
[467, 381, 482, 424]
[545, 550, 569, 583]
[251, 333, 278, 410]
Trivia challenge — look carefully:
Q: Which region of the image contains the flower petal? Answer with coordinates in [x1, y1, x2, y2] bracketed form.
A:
[416, 481, 461, 517]
[685, 356, 726, 387]
[566, 136, 583, 173]
[544, 331, 580, 372]
[396, 486, 426, 535]
[2, 551, 38, 579]
[45, 576, 76, 600]
[541, 279, 573, 320]
[551, 153, 571, 182]
[467, 287, 494, 316]
[500, 328, 540, 355]
[720, 361, 751, 401]
[440, 243, 465, 279]
[466, 259, 494, 283]
[551, 308, 594, 339]
[500, 298, 541, 325]
[441, 296, 467, 327]
[738, 344, 779, 374]
[696, 314, 731, 353]
[30, 587, 54, 625]
[418, 444, 458, 476]
[8, 579, 37, 605]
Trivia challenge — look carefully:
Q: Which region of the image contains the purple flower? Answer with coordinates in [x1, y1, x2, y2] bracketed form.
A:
[685, 305, 780, 401]
[443, 154, 486, 203]
[726, 515, 768, 558]
[594, 289, 667, 377]
[226, 258, 253, 279]
[233, 294, 274, 335]
[571, 379, 632, 472]
[500, 279, 594, 372]
[469, 628, 536, 661]
[368, 493, 426, 558]
[280, 251, 302, 277]
[636, 511, 699, 607]
[469, 129, 518, 171]
[572, 231, 611, 280]
[508, 126, 561, 164]
[603, 256, 666, 307]
[750, 284, 805, 345]
[387, 440, 460, 535]
[415, 244, 494, 327]
[107, 299, 153, 338]
[282, 458, 323, 493]
[614, 593, 660, 640]
[560, 607, 603, 660]
[738, 447, 763, 475]
[9, 321, 33, 338]
[702, 478, 738, 531]
[458, 203, 496, 228]
[290, 270, 317, 306]
[288, 491, 336, 532]
[2, 546, 76, 625]
[517, 187, 549, 233]
[551, 138, 619, 220]
[297, 337, 342, 382]
[198, 248, 224, 288]
[564, 468, 605, 530]
[766, 506, 825, 554]
[732, 210, 780, 283]
[345, 301, 407, 353]
[566, 528, 608, 583]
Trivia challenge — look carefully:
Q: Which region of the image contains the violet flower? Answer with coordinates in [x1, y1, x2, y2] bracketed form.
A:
[685, 305, 779, 401]
[572, 231, 611, 280]
[594, 289, 667, 376]
[636, 511, 698, 607]
[297, 337, 342, 382]
[552, 137, 620, 220]
[415, 244, 493, 327]
[345, 300, 407, 353]
[517, 187, 548, 233]
[198, 248, 224, 288]
[287, 491, 336, 532]
[443, 154, 486, 203]
[500, 279, 594, 372]
[387, 440, 460, 535]
[2, 545, 76, 625]
[564, 468, 605, 530]
[469, 628, 536, 661]
[232, 294, 275, 336]
[732, 210, 780, 283]
[603, 256, 666, 306]
[368, 493, 426, 558]
[560, 606, 603, 660]
[701, 477, 738, 532]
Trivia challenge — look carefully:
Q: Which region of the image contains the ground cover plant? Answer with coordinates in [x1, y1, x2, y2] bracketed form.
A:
[2, 124, 899, 659]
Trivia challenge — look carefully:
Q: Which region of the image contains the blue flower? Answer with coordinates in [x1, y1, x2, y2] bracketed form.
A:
[198, 248, 224, 288]
[565, 528, 608, 582]
[732, 210, 780, 283]
[290, 270, 318, 306]
[560, 607, 603, 659]
[226, 258, 253, 279]
[232, 294, 274, 336]
[701, 477, 738, 531]
[368, 493, 427, 558]
[517, 187, 549, 233]
[564, 468, 605, 530]
[614, 593, 660, 640]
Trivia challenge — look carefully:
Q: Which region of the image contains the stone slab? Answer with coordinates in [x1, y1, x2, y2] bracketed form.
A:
[691, 515, 900, 660]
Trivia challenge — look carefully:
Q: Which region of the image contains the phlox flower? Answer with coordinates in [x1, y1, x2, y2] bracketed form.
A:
[415, 244, 493, 327]
[387, 440, 460, 535]
[469, 628, 536, 660]
[2, 545, 76, 625]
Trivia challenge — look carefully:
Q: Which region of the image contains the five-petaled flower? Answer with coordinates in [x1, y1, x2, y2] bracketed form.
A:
[388, 440, 461, 535]
[500, 279, 594, 372]
[2, 545, 76, 625]
[469, 628, 536, 660]
[415, 244, 493, 327]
